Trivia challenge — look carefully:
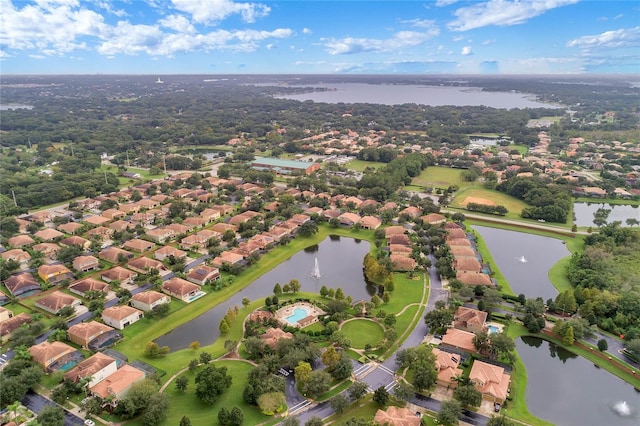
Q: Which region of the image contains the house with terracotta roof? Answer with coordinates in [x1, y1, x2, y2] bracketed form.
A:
[0, 313, 31, 342]
[99, 246, 134, 264]
[211, 251, 243, 268]
[420, 213, 446, 225]
[388, 234, 410, 246]
[123, 239, 154, 253]
[72, 255, 100, 272]
[4, 272, 40, 297]
[450, 246, 478, 259]
[102, 305, 143, 330]
[0, 306, 13, 322]
[433, 348, 464, 388]
[260, 327, 293, 349]
[389, 244, 412, 257]
[469, 360, 511, 404]
[90, 364, 145, 404]
[441, 328, 477, 354]
[447, 237, 472, 247]
[453, 306, 488, 334]
[32, 242, 61, 260]
[447, 227, 467, 239]
[1, 249, 31, 268]
[100, 266, 137, 284]
[199, 208, 221, 222]
[337, 212, 361, 226]
[390, 254, 416, 271]
[57, 221, 83, 235]
[84, 215, 111, 226]
[454, 257, 482, 273]
[34, 228, 65, 241]
[165, 223, 191, 236]
[130, 290, 170, 312]
[60, 236, 91, 250]
[68, 321, 121, 350]
[86, 226, 114, 239]
[153, 245, 187, 262]
[37, 264, 74, 284]
[162, 277, 201, 302]
[400, 206, 422, 219]
[359, 215, 381, 230]
[456, 271, 493, 287]
[64, 352, 118, 388]
[186, 265, 220, 285]
[69, 278, 110, 297]
[127, 257, 167, 275]
[29, 341, 82, 372]
[35, 291, 81, 315]
[373, 406, 420, 426]
[101, 209, 126, 220]
[145, 227, 175, 244]
[108, 220, 135, 232]
[7, 234, 35, 248]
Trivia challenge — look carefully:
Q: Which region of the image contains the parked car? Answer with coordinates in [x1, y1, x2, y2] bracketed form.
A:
[494, 403, 502, 412]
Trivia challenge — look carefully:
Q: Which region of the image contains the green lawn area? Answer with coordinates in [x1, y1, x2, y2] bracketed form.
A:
[410, 166, 466, 189]
[511, 144, 529, 155]
[451, 187, 529, 220]
[98, 164, 166, 187]
[344, 159, 386, 172]
[574, 197, 640, 206]
[127, 360, 269, 426]
[341, 319, 385, 349]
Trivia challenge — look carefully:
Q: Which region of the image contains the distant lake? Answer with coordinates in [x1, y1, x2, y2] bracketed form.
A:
[573, 202, 640, 227]
[275, 83, 561, 109]
[0, 105, 33, 110]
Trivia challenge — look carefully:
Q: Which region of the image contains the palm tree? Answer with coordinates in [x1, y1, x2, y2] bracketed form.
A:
[472, 332, 491, 356]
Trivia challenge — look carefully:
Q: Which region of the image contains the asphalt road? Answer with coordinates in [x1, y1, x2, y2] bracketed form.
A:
[22, 391, 85, 426]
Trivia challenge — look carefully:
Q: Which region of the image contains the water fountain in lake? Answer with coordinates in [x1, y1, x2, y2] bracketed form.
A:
[517, 255, 527, 263]
[612, 401, 633, 417]
[311, 257, 321, 279]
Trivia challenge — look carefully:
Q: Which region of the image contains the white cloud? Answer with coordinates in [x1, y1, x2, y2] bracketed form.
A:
[159, 14, 196, 33]
[398, 18, 439, 32]
[324, 30, 436, 55]
[170, 0, 270, 24]
[302, 28, 312, 34]
[0, 49, 12, 58]
[28, 54, 47, 59]
[94, 0, 127, 17]
[461, 46, 473, 55]
[452, 35, 464, 42]
[482, 39, 496, 45]
[567, 27, 640, 49]
[448, 0, 579, 32]
[436, 0, 459, 6]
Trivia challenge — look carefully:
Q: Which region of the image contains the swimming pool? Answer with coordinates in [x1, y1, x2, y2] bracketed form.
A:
[285, 307, 309, 325]
[487, 324, 501, 334]
[188, 291, 206, 302]
[58, 360, 78, 372]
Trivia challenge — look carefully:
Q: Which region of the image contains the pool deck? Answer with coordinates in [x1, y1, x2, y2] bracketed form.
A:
[275, 301, 325, 328]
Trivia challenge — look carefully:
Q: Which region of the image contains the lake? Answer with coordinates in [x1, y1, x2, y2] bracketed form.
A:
[0, 105, 33, 110]
[573, 202, 640, 227]
[275, 83, 561, 109]
[155, 236, 374, 350]
[517, 337, 639, 426]
[471, 226, 570, 301]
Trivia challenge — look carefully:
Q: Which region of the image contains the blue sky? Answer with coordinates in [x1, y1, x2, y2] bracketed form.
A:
[1, 0, 638, 74]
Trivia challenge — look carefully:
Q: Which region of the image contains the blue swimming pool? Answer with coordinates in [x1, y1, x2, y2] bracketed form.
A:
[487, 324, 501, 334]
[285, 308, 309, 325]
[58, 360, 78, 372]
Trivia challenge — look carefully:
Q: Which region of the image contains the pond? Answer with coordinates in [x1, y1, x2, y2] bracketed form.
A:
[155, 236, 375, 350]
[517, 337, 639, 426]
[573, 202, 640, 227]
[471, 226, 570, 301]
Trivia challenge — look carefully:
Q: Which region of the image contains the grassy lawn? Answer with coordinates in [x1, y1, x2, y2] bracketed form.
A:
[511, 144, 529, 155]
[451, 187, 529, 220]
[384, 273, 425, 314]
[322, 394, 381, 424]
[341, 319, 385, 349]
[127, 360, 268, 426]
[573, 197, 640, 206]
[411, 166, 466, 189]
[344, 159, 386, 172]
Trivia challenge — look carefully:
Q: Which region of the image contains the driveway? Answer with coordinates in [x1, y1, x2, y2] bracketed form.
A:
[21, 391, 85, 426]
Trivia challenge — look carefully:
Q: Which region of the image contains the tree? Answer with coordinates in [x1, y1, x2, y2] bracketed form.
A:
[562, 325, 575, 345]
[273, 283, 282, 295]
[199, 352, 212, 364]
[257, 391, 286, 414]
[454, 384, 482, 408]
[298, 220, 319, 237]
[175, 376, 188, 392]
[188, 359, 199, 371]
[229, 406, 244, 425]
[330, 394, 349, 413]
[143, 341, 169, 358]
[320, 285, 329, 298]
[554, 290, 577, 315]
[180, 416, 192, 426]
[487, 414, 516, 426]
[321, 346, 340, 370]
[331, 354, 353, 380]
[38, 406, 64, 426]
[142, 393, 169, 426]
[305, 417, 324, 426]
[373, 386, 389, 406]
[195, 365, 232, 404]
[294, 361, 313, 385]
[218, 407, 230, 425]
[525, 298, 546, 316]
[288, 279, 301, 293]
[189, 341, 201, 351]
[489, 332, 516, 362]
[393, 381, 414, 402]
[219, 318, 230, 334]
[597, 339, 608, 351]
[242, 297, 251, 307]
[424, 308, 454, 333]
[438, 399, 463, 426]
[282, 417, 300, 426]
[301, 370, 331, 398]
[348, 381, 369, 401]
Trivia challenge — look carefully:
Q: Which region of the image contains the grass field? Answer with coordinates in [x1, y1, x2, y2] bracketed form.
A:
[128, 360, 269, 426]
[344, 159, 386, 172]
[411, 166, 467, 189]
[341, 319, 385, 349]
[451, 187, 529, 220]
